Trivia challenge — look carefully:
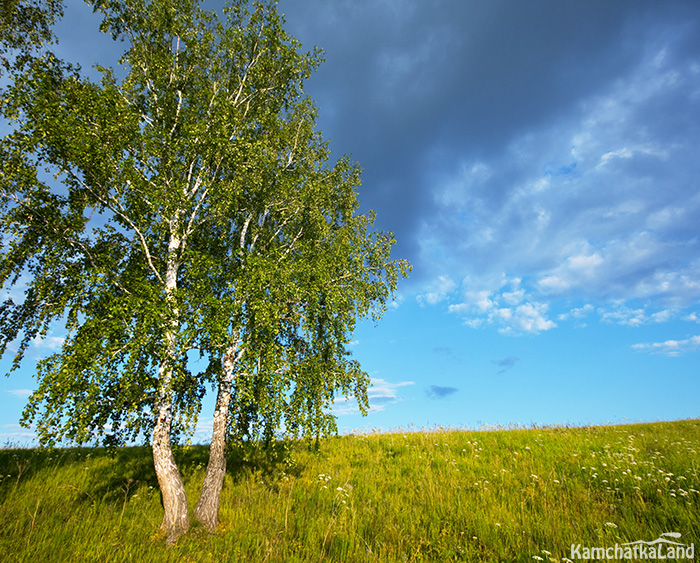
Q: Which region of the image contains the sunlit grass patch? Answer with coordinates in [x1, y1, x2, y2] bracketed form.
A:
[0, 419, 698, 561]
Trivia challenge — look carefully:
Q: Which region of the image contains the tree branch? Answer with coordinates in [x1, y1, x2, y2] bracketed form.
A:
[66, 169, 164, 284]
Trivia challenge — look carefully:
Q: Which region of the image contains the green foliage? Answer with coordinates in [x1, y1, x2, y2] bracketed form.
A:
[0, 0, 64, 75]
[1, 420, 698, 561]
[0, 0, 409, 448]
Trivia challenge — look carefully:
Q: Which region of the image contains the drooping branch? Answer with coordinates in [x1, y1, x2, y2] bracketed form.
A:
[64, 168, 164, 284]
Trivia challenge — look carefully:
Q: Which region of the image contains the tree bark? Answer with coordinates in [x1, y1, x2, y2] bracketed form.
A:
[152, 396, 190, 544]
[152, 228, 189, 544]
[194, 341, 240, 531]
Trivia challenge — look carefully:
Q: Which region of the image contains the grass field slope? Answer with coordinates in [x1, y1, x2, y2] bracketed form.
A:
[1, 419, 698, 562]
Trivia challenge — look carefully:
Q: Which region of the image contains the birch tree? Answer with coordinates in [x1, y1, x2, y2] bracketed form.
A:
[0, 0, 409, 543]
[0, 0, 63, 75]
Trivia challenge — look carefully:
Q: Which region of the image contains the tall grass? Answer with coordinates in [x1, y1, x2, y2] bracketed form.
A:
[1, 419, 698, 562]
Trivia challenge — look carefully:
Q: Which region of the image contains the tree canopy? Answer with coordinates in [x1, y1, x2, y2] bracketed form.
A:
[0, 0, 63, 74]
[0, 0, 409, 542]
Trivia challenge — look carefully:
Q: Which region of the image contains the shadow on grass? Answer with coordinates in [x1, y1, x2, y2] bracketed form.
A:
[0, 439, 302, 506]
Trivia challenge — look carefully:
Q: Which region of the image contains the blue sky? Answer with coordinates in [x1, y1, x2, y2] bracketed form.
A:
[2, 0, 700, 444]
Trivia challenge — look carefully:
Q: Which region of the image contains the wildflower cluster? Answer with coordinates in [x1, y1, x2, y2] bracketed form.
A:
[334, 482, 354, 506]
[532, 548, 559, 562]
[317, 472, 332, 490]
[577, 431, 699, 503]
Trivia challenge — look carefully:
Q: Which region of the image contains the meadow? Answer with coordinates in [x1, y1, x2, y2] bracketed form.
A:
[0, 419, 698, 562]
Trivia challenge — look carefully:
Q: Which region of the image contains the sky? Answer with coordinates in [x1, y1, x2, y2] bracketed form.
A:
[2, 0, 700, 444]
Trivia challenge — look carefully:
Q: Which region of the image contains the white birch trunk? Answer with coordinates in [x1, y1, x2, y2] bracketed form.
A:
[152, 229, 190, 544]
[194, 338, 241, 531]
[152, 390, 189, 544]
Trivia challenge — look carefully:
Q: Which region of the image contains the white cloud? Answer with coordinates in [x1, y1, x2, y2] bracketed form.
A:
[568, 253, 604, 272]
[598, 146, 634, 166]
[416, 275, 457, 306]
[632, 335, 700, 356]
[191, 417, 214, 443]
[417, 37, 700, 320]
[331, 396, 362, 416]
[332, 377, 414, 416]
[599, 306, 647, 327]
[502, 286, 526, 306]
[558, 304, 594, 321]
[650, 309, 675, 323]
[537, 275, 571, 294]
[599, 305, 676, 327]
[447, 276, 556, 335]
[496, 302, 555, 335]
[647, 206, 689, 230]
[538, 251, 605, 295]
[31, 334, 65, 351]
[389, 293, 405, 309]
[4, 389, 33, 398]
[368, 378, 414, 400]
[685, 312, 700, 324]
[596, 145, 667, 170]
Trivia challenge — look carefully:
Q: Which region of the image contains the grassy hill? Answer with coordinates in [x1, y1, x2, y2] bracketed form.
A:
[1, 419, 698, 562]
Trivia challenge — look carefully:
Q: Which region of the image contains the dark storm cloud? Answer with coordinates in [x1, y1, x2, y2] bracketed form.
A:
[278, 1, 700, 334]
[425, 385, 458, 399]
[279, 1, 700, 286]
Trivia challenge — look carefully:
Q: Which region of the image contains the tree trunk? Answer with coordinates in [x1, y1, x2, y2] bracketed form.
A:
[152, 398, 190, 544]
[194, 342, 240, 531]
[153, 228, 189, 544]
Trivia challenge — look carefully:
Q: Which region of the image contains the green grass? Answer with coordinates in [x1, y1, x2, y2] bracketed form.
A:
[1, 419, 699, 562]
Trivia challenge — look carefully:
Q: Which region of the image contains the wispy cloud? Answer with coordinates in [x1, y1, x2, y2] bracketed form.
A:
[599, 306, 677, 327]
[4, 389, 33, 398]
[333, 378, 414, 416]
[632, 335, 700, 356]
[425, 385, 458, 399]
[368, 378, 414, 411]
[432, 346, 458, 361]
[191, 417, 214, 443]
[558, 304, 594, 325]
[493, 356, 519, 374]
